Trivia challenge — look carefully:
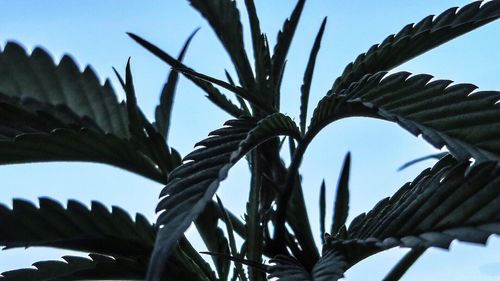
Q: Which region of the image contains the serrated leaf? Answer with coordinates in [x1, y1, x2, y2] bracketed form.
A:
[328, 156, 500, 266]
[0, 96, 166, 182]
[238, 113, 301, 154]
[310, 72, 500, 162]
[0, 42, 129, 137]
[0, 254, 146, 281]
[331, 0, 500, 93]
[188, 0, 255, 89]
[300, 17, 327, 134]
[0, 250, 212, 281]
[0, 43, 175, 182]
[268, 255, 310, 281]
[155, 28, 199, 140]
[0, 198, 216, 281]
[310, 250, 347, 281]
[147, 114, 301, 280]
[0, 198, 154, 258]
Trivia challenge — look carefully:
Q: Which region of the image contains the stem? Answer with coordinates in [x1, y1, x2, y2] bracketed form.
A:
[383, 248, 426, 281]
[247, 150, 265, 281]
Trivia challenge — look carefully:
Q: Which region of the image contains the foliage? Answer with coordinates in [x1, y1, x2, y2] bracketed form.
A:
[1, 1, 500, 280]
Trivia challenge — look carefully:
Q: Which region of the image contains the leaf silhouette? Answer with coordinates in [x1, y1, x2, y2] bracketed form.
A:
[0, 42, 129, 137]
[0, 198, 154, 258]
[331, 0, 500, 93]
[148, 113, 301, 280]
[310, 71, 500, 162]
[328, 156, 500, 266]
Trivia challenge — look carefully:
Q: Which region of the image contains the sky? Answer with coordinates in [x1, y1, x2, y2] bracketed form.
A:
[0, 0, 499, 280]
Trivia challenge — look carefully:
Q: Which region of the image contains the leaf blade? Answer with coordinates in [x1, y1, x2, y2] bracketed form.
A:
[147, 114, 301, 280]
[0, 42, 129, 137]
[0, 97, 166, 182]
[300, 17, 327, 134]
[331, 152, 351, 235]
[272, 0, 306, 89]
[329, 156, 500, 267]
[128, 33, 246, 118]
[188, 0, 255, 89]
[310, 72, 500, 162]
[0, 198, 154, 258]
[0, 254, 146, 281]
[331, 1, 500, 93]
[155, 28, 199, 140]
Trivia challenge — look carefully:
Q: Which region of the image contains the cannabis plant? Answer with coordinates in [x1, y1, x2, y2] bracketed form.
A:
[0, 0, 499, 280]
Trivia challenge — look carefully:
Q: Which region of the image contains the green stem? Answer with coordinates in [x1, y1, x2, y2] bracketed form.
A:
[247, 150, 265, 281]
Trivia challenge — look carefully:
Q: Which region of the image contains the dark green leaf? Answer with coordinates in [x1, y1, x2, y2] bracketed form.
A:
[0, 254, 146, 281]
[331, 0, 500, 93]
[112, 59, 142, 140]
[272, 0, 306, 90]
[300, 17, 327, 134]
[0, 198, 154, 258]
[330, 156, 500, 266]
[331, 152, 351, 235]
[155, 28, 199, 140]
[0, 198, 216, 281]
[0, 42, 129, 137]
[147, 114, 301, 280]
[0, 247, 213, 281]
[238, 113, 302, 154]
[0, 43, 173, 182]
[114, 62, 179, 178]
[243, 0, 271, 90]
[188, 0, 255, 89]
[310, 72, 500, 162]
[0, 95, 166, 182]
[268, 255, 310, 281]
[310, 249, 347, 281]
[128, 33, 245, 118]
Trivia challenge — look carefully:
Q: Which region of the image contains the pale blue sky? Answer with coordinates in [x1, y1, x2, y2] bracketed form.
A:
[0, 1, 499, 280]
